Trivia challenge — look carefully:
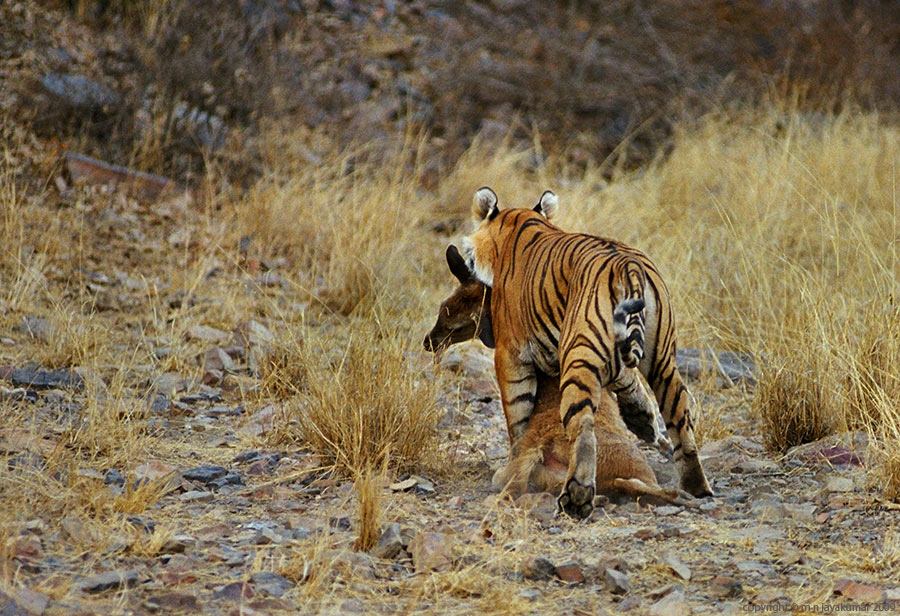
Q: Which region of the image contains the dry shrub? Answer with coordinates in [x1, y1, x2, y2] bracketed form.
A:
[353, 469, 382, 552]
[754, 361, 845, 455]
[283, 324, 440, 476]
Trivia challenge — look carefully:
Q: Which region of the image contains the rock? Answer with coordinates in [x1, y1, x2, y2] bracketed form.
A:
[179, 490, 214, 503]
[675, 348, 755, 386]
[250, 571, 294, 597]
[655, 506, 683, 517]
[12, 587, 50, 614]
[183, 464, 228, 485]
[76, 570, 140, 594]
[407, 532, 453, 572]
[648, 585, 690, 616]
[0, 591, 30, 616]
[143, 592, 200, 612]
[604, 567, 631, 594]
[514, 492, 558, 525]
[555, 561, 585, 584]
[833, 579, 885, 602]
[661, 552, 691, 581]
[749, 499, 785, 524]
[710, 575, 743, 598]
[203, 346, 236, 376]
[133, 460, 181, 485]
[186, 325, 230, 344]
[0, 365, 84, 391]
[42, 73, 121, 108]
[522, 557, 557, 582]
[213, 582, 254, 600]
[731, 459, 780, 474]
[390, 475, 435, 495]
[63, 152, 176, 201]
[825, 476, 855, 493]
[783, 503, 817, 524]
[371, 523, 404, 559]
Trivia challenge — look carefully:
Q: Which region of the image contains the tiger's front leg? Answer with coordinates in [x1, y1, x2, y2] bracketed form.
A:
[493, 347, 538, 461]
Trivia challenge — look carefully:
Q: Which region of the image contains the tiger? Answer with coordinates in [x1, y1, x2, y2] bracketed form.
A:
[424, 244, 672, 456]
[424, 246, 693, 506]
[462, 186, 713, 519]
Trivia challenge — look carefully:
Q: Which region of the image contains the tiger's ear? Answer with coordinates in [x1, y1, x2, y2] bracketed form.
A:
[473, 187, 500, 221]
[445, 244, 473, 283]
[534, 190, 558, 219]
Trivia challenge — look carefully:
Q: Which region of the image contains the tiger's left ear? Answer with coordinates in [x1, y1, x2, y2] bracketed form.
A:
[473, 187, 500, 221]
[534, 190, 558, 219]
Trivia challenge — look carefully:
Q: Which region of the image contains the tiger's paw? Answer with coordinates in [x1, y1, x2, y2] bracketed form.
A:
[557, 479, 595, 520]
[680, 454, 714, 498]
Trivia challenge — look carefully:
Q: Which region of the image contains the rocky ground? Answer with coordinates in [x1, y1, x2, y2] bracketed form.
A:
[3, 335, 900, 615]
[4, 1, 900, 614]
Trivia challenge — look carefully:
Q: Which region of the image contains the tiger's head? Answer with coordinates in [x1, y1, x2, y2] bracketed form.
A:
[461, 186, 558, 287]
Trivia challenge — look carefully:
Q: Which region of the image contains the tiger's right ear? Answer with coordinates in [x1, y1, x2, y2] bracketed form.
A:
[473, 187, 500, 221]
[534, 190, 558, 219]
[445, 244, 473, 283]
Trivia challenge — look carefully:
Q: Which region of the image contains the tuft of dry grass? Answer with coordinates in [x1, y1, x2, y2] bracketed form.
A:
[279, 323, 441, 477]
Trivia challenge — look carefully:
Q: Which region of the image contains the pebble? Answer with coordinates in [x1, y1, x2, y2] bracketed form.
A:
[555, 561, 585, 584]
[604, 567, 631, 594]
[661, 552, 691, 581]
[250, 571, 294, 597]
[182, 464, 228, 484]
[371, 523, 404, 559]
[76, 570, 140, 594]
[825, 476, 855, 493]
[648, 585, 689, 616]
[407, 532, 453, 572]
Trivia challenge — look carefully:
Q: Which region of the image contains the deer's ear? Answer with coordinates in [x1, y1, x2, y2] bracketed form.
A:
[445, 244, 472, 283]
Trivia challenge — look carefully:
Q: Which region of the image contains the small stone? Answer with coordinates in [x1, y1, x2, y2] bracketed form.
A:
[731, 459, 779, 474]
[250, 571, 294, 598]
[203, 347, 236, 372]
[522, 557, 557, 581]
[661, 552, 691, 581]
[179, 490, 214, 503]
[833, 579, 885, 602]
[518, 589, 540, 601]
[407, 532, 453, 572]
[371, 523, 403, 560]
[11, 587, 50, 614]
[77, 570, 140, 594]
[655, 506, 682, 516]
[555, 561, 585, 584]
[143, 592, 200, 612]
[186, 325, 230, 344]
[825, 476, 855, 493]
[604, 567, 631, 594]
[648, 585, 689, 616]
[514, 492, 558, 525]
[710, 575, 742, 598]
[213, 582, 253, 600]
[390, 477, 418, 492]
[182, 464, 228, 484]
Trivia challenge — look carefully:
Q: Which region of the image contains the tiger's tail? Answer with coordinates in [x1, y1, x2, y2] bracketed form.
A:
[613, 297, 645, 368]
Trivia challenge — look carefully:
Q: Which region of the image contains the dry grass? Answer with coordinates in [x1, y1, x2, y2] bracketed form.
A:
[3, 98, 900, 612]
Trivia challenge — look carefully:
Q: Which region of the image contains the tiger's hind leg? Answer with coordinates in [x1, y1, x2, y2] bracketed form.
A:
[649, 360, 713, 498]
[610, 368, 673, 458]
